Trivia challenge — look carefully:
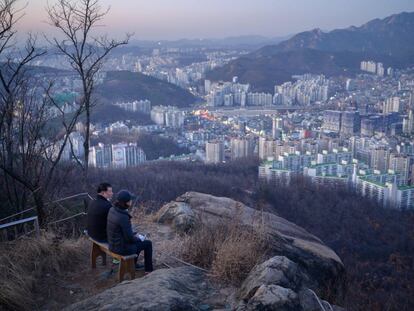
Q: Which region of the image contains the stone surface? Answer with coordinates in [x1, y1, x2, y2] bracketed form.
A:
[68, 193, 346, 311]
[237, 285, 299, 311]
[238, 256, 301, 301]
[162, 192, 345, 300]
[64, 267, 206, 311]
[298, 288, 327, 311]
[156, 201, 195, 232]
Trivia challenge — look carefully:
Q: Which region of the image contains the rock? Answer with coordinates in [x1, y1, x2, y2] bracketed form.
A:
[156, 201, 195, 232]
[237, 285, 299, 311]
[162, 192, 345, 302]
[64, 267, 206, 311]
[297, 288, 346, 311]
[238, 256, 301, 301]
[298, 288, 327, 311]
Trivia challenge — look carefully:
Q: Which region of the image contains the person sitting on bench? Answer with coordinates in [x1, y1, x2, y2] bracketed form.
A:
[107, 190, 153, 273]
[87, 182, 113, 242]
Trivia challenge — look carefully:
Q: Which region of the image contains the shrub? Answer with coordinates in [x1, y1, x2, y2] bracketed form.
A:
[179, 218, 269, 285]
[0, 233, 88, 311]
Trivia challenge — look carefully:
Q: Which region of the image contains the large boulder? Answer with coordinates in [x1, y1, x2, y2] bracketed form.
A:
[156, 201, 195, 232]
[236, 257, 345, 311]
[237, 285, 300, 311]
[157, 192, 346, 304]
[64, 267, 207, 311]
[238, 256, 301, 301]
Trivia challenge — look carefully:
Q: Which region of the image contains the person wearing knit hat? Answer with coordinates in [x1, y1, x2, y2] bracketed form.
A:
[106, 190, 153, 273]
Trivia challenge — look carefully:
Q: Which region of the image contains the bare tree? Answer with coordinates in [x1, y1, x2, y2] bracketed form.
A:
[46, 0, 130, 188]
[0, 0, 86, 225]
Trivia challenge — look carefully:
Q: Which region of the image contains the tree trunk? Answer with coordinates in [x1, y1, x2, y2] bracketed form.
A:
[33, 191, 47, 228]
[84, 103, 90, 191]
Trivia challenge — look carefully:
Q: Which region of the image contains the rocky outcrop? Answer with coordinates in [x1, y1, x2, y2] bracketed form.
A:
[156, 201, 195, 232]
[238, 256, 301, 301]
[64, 267, 209, 311]
[157, 192, 346, 304]
[68, 193, 346, 311]
[158, 192, 345, 301]
[236, 256, 344, 311]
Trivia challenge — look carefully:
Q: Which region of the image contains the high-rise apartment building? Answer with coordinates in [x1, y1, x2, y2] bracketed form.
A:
[371, 147, 390, 173]
[205, 141, 224, 164]
[230, 138, 254, 159]
[341, 111, 360, 136]
[322, 110, 342, 133]
[259, 137, 276, 160]
[89, 143, 145, 169]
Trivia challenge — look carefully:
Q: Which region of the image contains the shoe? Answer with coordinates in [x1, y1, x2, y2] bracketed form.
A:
[135, 263, 145, 271]
[112, 259, 120, 265]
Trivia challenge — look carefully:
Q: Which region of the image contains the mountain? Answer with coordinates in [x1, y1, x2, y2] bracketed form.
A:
[97, 70, 199, 108]
[263, 11, 414, 57]
[129, 35, 291, 50]
[207, 12, 414, 92]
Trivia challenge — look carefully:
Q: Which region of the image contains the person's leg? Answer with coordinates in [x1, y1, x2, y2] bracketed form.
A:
[136, 240, 153, 272]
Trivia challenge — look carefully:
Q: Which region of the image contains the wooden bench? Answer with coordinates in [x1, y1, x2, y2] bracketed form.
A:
[88, 237, 138, 282]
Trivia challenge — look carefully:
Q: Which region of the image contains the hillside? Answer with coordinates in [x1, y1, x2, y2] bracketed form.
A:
[263, 12, 414, 57]
[97, 71, 199, 108]
[65, 192, 346, 311]
[207, 49, 365, 92]
[207, 11, 414, 92]
[1, 159, 414, 310]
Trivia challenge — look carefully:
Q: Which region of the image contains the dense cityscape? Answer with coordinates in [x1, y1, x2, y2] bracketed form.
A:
[49, 57, 414, 209]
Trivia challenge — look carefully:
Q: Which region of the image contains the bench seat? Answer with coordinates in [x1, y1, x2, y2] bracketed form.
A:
[88, 236, 138, 282]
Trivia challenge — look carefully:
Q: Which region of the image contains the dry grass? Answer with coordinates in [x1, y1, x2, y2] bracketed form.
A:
[179, 218, 269, 285]
[0, 233, 88, 311]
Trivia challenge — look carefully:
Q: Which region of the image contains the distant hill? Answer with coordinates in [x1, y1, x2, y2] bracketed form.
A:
[207, 12, 414, 92]
[97, 71, 199, 108]
[128, 35, 290, 50]
[91, 103, 153, 126]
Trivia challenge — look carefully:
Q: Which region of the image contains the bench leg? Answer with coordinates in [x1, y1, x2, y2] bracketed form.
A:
[101, 252, 107, 266]
[118, 259, 135, 282]
[91, 243, 107, 268]
[127, 259, 135, 280]
[91, 243, 100, 269]
[118, 259, 126, 282]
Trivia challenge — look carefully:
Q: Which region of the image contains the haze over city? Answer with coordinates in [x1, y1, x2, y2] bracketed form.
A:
[19, 0, 414, 39]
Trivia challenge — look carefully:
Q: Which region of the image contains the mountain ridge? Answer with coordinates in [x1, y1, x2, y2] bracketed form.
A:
[207, 11, 414, 92]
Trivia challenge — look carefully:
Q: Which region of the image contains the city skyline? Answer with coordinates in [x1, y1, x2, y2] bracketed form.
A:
[17, 0, 414, 40]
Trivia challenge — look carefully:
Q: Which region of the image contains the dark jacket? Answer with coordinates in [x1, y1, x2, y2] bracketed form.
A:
[87, 195, 112, 242]
[107, 204, 138, 255]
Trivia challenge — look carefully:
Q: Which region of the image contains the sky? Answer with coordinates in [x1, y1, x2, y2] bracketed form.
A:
[16, 0, 414, 40]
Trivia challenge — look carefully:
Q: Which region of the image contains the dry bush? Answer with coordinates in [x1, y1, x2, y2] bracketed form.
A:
[211, 225, 268, 284]
[179, 218, 269, 284]
[0, 233, 88, 311]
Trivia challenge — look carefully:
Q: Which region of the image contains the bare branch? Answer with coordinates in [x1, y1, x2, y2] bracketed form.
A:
[46, 0, 130, 189]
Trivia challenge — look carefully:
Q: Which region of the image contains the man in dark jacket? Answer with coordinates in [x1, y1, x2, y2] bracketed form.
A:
[87, 182, 113, 242]
[107, 190, 153, 273]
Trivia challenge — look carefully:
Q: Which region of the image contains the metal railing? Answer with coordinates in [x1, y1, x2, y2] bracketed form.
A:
[0, 208, 35, 224]
[0, 192, 94, 242]
[0, 192, 94, 224]
[0, 216, 40, 241]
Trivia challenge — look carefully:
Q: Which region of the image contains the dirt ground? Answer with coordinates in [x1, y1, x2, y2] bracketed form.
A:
[34, 217, 219, 310]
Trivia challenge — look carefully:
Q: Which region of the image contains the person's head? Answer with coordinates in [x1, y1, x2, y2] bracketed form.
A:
[97, 182, 113, 200]
[115, 190, 136, 209]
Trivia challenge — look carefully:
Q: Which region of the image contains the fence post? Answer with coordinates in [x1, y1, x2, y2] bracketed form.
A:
[34, 217, 40, 237]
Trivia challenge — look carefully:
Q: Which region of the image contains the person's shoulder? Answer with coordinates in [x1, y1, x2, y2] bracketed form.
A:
[88, 199, 98, 210]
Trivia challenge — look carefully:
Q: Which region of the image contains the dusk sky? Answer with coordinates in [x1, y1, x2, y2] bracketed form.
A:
[18, 0, 414, 40]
